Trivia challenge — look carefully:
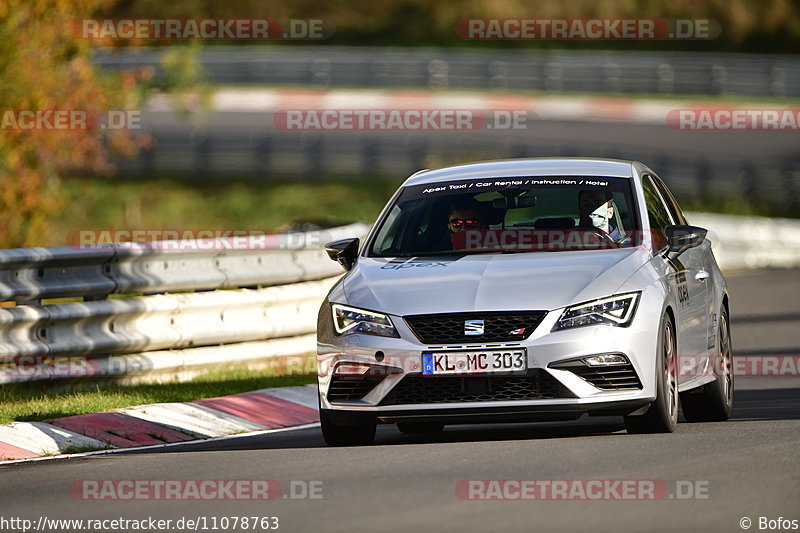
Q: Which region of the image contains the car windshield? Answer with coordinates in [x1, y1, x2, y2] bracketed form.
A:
[369, 176, 640, 257]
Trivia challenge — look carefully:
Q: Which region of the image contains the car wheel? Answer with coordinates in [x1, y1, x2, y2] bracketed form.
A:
[680, 306, 733, 422]
[320, 409, 376, 446]
[625, 313, 678, 434]
[397, 422, 445, 434]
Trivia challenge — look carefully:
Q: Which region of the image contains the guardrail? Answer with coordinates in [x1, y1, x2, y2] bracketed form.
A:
[0, 278, 338, 358]
[94, 46, 800, 98]
[687, 213, 800, 271]
[0, 223, 366, 303]
[0, 223, 370, 384]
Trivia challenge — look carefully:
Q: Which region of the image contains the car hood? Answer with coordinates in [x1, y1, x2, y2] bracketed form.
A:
[338, 248, 650, 316]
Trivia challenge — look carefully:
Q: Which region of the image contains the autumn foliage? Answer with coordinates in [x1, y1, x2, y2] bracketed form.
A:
[0, 0, 146, 247]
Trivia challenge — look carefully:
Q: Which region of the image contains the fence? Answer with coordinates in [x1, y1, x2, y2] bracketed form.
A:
[94, 46, 800, 98]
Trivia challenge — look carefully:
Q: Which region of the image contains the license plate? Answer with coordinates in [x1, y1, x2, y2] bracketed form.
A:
[422, 350, 527, 375]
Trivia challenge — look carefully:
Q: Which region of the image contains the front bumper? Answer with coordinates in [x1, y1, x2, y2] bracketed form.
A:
[317, 301, 660, 424]
[322, 399, 652, 426]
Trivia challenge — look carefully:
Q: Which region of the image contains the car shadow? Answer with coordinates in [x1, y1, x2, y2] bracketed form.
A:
[114, 385, 799, 456]
[116, 416, 627, 456]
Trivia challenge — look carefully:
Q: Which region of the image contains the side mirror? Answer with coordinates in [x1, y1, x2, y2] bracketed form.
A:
[325, 238, 360, 271]
[665, 225, 707, 255]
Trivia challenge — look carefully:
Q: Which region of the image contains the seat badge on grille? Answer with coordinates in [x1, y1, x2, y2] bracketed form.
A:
[464, 319, 484, 336]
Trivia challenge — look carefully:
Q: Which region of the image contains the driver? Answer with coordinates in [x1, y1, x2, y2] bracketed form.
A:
[446, 198, 488, 251]
[414, 197, 487, 252]
[578, 190, 622, 239]
[447, 198, 486, 234]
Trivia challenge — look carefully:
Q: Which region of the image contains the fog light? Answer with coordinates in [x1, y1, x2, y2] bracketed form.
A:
[334, 363, 371, 375]
[584, 354, 629, 366]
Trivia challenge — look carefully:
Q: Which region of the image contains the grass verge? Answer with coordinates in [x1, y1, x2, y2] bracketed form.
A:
[0, 367, 315, 425]
[48, 176, 402, 247]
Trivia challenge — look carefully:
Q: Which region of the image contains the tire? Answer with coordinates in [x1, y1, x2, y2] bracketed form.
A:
[625, 313, 679, 434]
[680, 306, 733, 422]
[320, 409, 376, 446]
[397, 422, 445, 434]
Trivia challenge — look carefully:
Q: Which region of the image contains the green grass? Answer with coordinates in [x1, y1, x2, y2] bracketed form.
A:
[48, 176, 401, 247]
[681, 196, 781, 218]
[0, 367, 315, 425]
[58, 443, 114, 454]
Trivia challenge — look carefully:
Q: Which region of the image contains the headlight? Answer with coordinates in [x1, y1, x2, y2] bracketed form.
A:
[332, 304, 399, 338]
[553, 292, 640, 331]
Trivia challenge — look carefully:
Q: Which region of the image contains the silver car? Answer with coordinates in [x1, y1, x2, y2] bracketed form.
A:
[317, 158, 732, 446]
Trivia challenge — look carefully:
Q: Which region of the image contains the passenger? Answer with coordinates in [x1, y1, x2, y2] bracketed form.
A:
[578, 190, 622, 239]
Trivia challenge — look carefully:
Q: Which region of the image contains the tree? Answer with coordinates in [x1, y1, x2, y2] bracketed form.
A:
[0, 0, 146, 247]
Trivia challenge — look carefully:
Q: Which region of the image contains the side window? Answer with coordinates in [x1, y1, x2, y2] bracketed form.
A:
[652, 176, 688, 225]
[371, 204, 402, 254]
[642, 175, 674, 250]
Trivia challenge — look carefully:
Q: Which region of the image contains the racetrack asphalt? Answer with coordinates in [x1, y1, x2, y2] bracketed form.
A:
[1, 269, 798, 533]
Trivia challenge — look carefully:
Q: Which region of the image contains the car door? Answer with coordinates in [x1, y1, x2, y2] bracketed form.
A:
[652, 175, 715, 358]
[642, 175, 710, 375]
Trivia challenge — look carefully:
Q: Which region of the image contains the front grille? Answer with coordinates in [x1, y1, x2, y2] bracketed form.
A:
[328, 376, 386, 402]
[404, 311, 546, 344]
[551, 361, 642, 390]
[380, 371, 572, 405]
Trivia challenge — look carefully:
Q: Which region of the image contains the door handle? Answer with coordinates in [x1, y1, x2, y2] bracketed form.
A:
[695, 269, 710, 281]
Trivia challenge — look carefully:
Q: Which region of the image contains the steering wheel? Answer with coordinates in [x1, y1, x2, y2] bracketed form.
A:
[580, 227, 617, 248]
